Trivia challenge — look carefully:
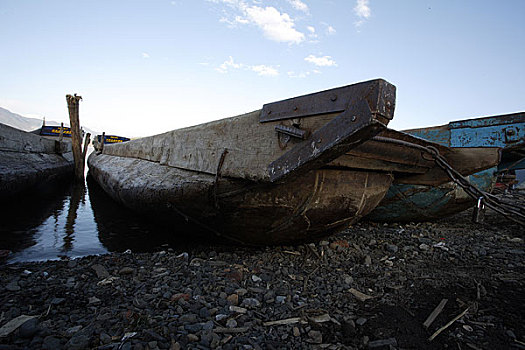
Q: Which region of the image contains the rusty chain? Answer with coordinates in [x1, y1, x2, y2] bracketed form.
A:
[373, 136, 525, 226]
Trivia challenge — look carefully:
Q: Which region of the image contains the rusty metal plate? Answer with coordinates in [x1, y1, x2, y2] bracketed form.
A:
[260, 79, 396, 124]
[268, 100, 388, 182]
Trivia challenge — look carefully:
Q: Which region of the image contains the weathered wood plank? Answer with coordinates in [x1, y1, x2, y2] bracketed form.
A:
[102, 79, 396, 181]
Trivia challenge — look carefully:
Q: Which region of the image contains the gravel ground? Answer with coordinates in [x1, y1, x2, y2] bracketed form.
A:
[0, 194, 523, 350]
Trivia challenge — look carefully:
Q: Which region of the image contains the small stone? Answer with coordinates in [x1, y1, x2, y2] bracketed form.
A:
[65, 325, 82, 336]
[100, 333, 111, 344]
[251, 275, 262, 282]
[462, 325, 473, 332]
[148, 340, 158, 348]
[88, 296, 101, 304]
[185, 323, 202, 333]
[6, 281, 20, 292]
[67, 260, 77, 268]
[341, 319, 356, 337]
[308, 330, 322, 344]
[19, 318, 39, 338]
[293, 327, 300, 337]
[226, 319, 238, 328]
[356, 317, 367, 326]
[419, 243, 430, 251]
[384, 260, 394, 267]
[187, 334, 199, 342]
[179, 314, 198, 323]
[119, 267, 135, 275]
[199, 306, 210, 318]
[241, 298, 261, 308]
[364, 255, 372, 266]
[227, 294, 239, 306]
[385, 243, 399, 253]
[215, 314, 228, 321]
[229, 306, 247, 314]
[202, 321, 214, 330]
[91, 264, 110, 278]
[171, 293, 190, 302]
[275, 295, 286, 304]
[42, 335, 61, 350]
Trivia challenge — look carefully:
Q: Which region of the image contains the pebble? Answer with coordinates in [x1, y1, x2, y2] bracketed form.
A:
[385, 243, 399, 253]
[308, 330, 322, 344]
[5, 281, 20, 292]
[241, 297, 261, 308]
[227, 293, 239, 305]
[18, 318, 39, 338]
[356, 317, 368, 326]
[419, 243, 430, 251]
[91, 264, 109, 278]
[119, 267, 135, 275]
[42, 335, 61, 350]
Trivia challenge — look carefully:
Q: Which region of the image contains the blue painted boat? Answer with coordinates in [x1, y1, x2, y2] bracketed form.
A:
[366, 112, 524, 222]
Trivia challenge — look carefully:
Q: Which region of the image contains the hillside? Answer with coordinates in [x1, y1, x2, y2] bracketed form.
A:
[0, 106, 98, 136]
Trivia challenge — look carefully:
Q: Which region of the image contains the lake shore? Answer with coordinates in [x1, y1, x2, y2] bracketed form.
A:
[1, 196, 523, 349]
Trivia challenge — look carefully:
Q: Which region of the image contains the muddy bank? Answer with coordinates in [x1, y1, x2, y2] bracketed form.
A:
[0, 198, 523, 349]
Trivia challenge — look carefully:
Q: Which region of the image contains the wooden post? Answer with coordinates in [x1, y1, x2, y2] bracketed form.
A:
[59, 122, 64, 142]
[100, 132, 105, 153]
[66, 94, 84, 180]
[82, 133, 91, 161]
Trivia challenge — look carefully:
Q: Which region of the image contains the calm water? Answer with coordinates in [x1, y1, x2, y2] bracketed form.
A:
[0, 175, 208, 264]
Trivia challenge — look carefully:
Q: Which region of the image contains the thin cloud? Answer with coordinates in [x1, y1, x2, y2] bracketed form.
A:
[142, 52, 150, 59]
[327, 25, 336, 34]
[244, 6, 304, 44]
[210, 0, 305, 44]
[304, 54, 337, 67]
[287, 0, 309, 13]
[216, 56, 279, 76]
[354, 0, 371, 27]
[251, 64, 279, 77]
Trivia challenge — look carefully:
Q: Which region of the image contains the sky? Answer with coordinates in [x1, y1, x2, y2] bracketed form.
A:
[0, 0, 524, 137]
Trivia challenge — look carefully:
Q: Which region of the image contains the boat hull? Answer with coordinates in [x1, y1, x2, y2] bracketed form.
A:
[0, 123, 73, 198]
[88, 153, 392, 245]
[366, 168, 496, 222]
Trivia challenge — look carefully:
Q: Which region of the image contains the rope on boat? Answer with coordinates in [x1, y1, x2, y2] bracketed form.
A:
[373, 136, 525, 226]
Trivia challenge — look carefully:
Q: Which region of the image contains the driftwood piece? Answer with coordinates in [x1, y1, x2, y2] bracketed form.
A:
[423, 298, 448, 328]
[263, 317, 301, 326]
[428, 307, 469, 341]
[349, 288, 373, 302]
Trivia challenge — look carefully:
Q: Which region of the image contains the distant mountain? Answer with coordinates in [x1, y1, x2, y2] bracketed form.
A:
[0, 106, 99, 136]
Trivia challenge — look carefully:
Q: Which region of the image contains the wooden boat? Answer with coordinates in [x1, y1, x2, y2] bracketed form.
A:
[0, 123, 73, 198]
[365, 112, 524, 222]
[88, 79, 398, 245]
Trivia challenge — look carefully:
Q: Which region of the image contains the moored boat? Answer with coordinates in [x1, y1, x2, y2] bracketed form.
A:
[366, 112, 524, 222]
[0, 123, 74, 198]
[88, 79, 397, 244]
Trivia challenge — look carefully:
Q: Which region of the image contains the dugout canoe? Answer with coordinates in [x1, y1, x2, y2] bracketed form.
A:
[88, 79, 397, 245]
[366, 112, 525, 222]
[0, 122, 73, 198]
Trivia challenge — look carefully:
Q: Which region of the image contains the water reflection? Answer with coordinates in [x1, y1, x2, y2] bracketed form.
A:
[87, 176, 208, 252]
[63, 182, 86, 252]
[0, 174, 212, 264]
